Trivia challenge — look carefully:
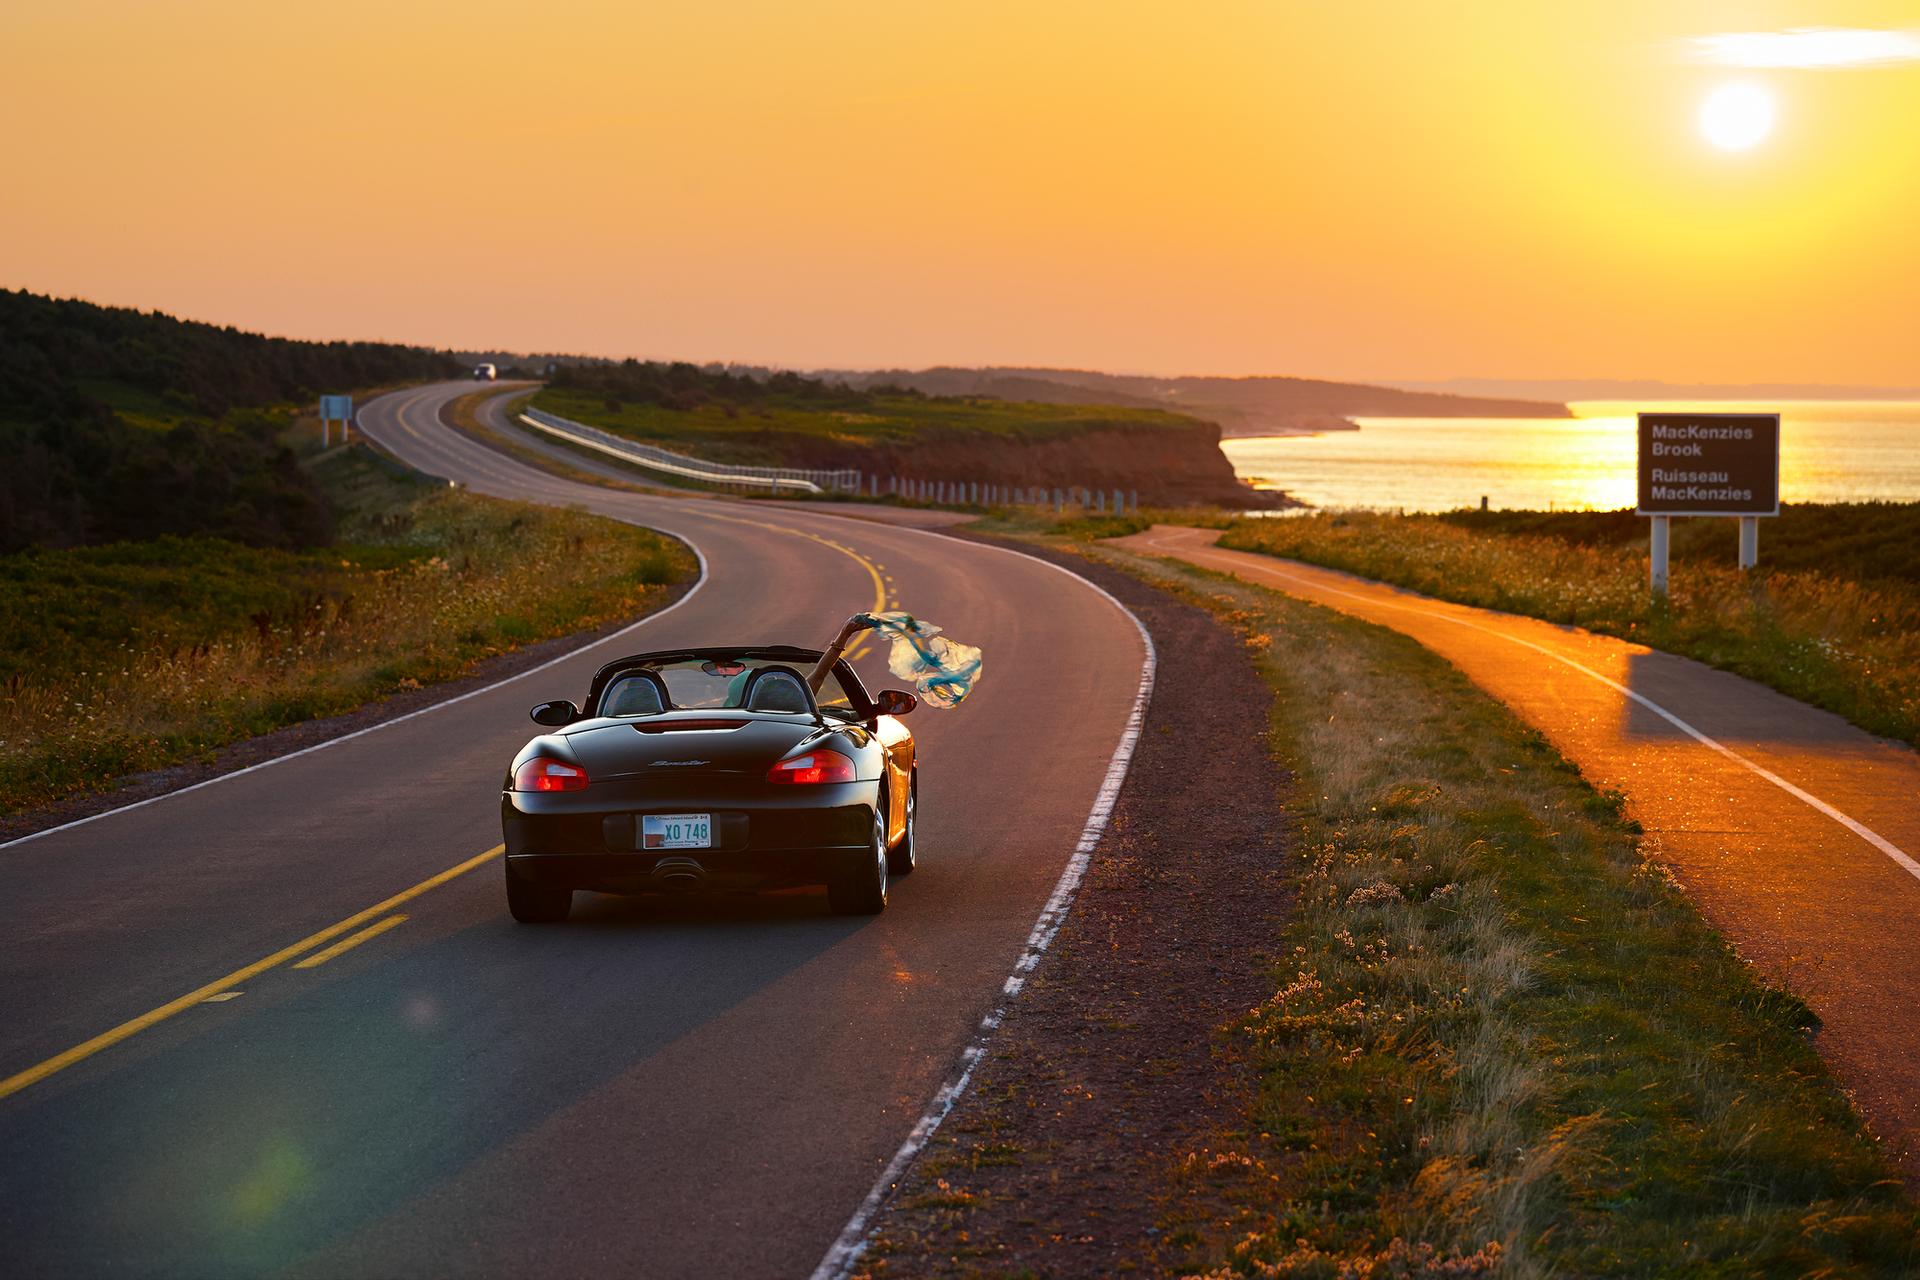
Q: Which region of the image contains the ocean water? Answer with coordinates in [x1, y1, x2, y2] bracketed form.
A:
[1223, 401, 1920, 512]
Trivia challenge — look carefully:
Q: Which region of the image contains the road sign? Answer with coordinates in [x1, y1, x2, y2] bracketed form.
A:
[1636, 412, 1779, 517]
[318, 395, 353, 447]
[1637, 411, 1780, 595]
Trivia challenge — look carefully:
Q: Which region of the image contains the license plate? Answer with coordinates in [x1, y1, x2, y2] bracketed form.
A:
[642, 813, 712, 850]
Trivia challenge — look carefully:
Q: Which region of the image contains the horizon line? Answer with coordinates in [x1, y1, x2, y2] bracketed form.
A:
[10, 282, 1915, 400]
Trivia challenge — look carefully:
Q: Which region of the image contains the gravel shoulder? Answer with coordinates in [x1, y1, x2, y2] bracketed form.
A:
[856, 539, 1296, 1277]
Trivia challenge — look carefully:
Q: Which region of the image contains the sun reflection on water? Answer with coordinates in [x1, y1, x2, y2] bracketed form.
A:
[1223, 401, 1920, 513]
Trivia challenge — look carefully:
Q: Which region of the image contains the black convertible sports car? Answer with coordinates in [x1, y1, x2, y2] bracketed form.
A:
[500, 646, 919, 922]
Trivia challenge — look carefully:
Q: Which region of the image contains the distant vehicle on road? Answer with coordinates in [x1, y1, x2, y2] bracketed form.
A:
[501, 646, 919, 922]
[472, 362, 497, 381]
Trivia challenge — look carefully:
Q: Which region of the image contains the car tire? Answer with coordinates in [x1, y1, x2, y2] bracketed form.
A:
[506, 868, 572, 923]
[886, 771, 917, 878]
[829, 808, 889, 916]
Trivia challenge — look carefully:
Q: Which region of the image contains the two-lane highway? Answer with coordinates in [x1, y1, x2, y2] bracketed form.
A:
[0, 383, 1149, 1278]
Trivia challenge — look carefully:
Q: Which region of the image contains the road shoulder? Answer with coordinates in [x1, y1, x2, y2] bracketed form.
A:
[857, 540, 1297, 1276]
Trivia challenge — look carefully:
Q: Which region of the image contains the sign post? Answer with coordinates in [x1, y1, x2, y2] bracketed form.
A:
[1648, 514, 1671, 595]
[318, 395, 354, 448]
[1635, 411, 1780, 596]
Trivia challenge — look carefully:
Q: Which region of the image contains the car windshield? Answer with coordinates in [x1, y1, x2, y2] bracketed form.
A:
[599, 657, 861, 718]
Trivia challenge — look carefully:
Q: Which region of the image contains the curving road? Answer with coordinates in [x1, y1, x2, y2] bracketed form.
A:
[0, 383, 1148, 1278]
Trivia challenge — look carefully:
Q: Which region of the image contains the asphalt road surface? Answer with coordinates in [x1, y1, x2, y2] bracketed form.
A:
[1118, 524, 1920, 1173]
[0, 383, 1148, 1278]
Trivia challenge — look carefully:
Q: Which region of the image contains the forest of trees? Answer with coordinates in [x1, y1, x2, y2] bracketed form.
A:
[549, 357, 921, 413]
[0, 290, 458, 552]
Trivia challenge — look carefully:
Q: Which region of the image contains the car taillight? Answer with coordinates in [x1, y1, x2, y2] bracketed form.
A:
[514, 757, 589, 792]
[767, 750, 856, 785]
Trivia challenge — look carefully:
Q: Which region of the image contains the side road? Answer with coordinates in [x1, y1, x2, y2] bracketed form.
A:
[1115, 524, 1920, 1175]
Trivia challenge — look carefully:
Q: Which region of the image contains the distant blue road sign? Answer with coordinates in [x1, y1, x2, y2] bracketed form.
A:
[319, 394, 353, 420]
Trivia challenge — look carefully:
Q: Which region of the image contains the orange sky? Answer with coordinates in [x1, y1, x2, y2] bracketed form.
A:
[3, 2, 1917, 383]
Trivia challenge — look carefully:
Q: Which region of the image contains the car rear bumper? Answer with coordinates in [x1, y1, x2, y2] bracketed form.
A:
[501, 781, 876, 892]
[505, 846, 870, 894]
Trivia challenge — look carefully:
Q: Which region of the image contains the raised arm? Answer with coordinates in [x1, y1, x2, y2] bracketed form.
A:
[806, 615, 874, 692]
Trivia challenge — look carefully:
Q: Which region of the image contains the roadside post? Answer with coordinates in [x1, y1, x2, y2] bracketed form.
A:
[318, 394, 353, 448]
[1648, 514, 1671, 595]
[1636, 411, 1780, 597]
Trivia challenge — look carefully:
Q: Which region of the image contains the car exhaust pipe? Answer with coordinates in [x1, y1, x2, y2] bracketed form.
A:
[651, 856, 708, 890]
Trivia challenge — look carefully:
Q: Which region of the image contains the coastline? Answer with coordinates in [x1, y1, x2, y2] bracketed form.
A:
[1222, 400, 1920, 512]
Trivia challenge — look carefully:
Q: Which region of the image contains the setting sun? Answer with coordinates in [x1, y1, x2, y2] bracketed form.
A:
[1699, 81, 1777, 150]
[4, 6, 1919, 384]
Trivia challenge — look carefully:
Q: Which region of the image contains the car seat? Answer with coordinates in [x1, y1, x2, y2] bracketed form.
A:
[603, 672, 668, 716]
[742, 666, 814, 714]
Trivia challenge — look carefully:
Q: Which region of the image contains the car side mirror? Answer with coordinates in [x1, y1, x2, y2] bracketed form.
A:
[530, 700, 580, 727]
[875, 689, 917, 717]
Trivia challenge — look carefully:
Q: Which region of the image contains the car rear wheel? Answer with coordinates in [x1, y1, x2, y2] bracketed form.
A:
[506, 867, 572, 923]
[829, 809, 889, 916]
[886, 771, 917, 877]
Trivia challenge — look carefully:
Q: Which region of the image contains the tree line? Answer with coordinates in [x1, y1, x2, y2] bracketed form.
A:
[549, 357, 922, 413]
[0, 289, 458, 552]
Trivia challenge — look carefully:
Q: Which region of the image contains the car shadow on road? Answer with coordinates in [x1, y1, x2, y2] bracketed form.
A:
[563, 885, 840, 928]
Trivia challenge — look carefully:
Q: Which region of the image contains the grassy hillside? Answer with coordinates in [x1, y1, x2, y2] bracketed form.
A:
[537, 360, 1207, 467]
[0, 444, 695, 817]
[1215, 504, 1920, 747]
[0, 289, 457, 552]
[827, 365, 1571, 435]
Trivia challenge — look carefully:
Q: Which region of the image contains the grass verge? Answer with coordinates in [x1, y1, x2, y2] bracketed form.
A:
[1088, 542, 1920, 1277]
[441, 387, 655, 492]
[1215, 508, 1920, 749]
[450, 387, 862, 501]
[964, 505, 1234, 540]
[533, 385, 1200, 468]
[0, 444, 695, 816]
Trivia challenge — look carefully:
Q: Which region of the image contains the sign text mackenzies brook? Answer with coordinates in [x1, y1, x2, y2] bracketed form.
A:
[1636, 412, 1780, 516]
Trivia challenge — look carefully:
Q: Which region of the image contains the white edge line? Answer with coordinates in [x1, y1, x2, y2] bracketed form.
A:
[1162, 537, 1920, 883]
[808, 551, 1157, 1280]
[0, 540, 712, 853]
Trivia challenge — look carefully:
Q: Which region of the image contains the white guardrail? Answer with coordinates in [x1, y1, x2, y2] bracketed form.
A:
[517, 407, 860, 494]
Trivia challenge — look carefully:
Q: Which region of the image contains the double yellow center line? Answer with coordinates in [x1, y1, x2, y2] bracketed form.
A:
[1, 512, 902, 1105]
[0, 846, 502, 1102]
[292, 913, 410, 970]
[696, 510, 895, 661]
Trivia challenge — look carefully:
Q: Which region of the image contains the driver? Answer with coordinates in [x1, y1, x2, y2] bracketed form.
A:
[698, 658, 753, 707]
